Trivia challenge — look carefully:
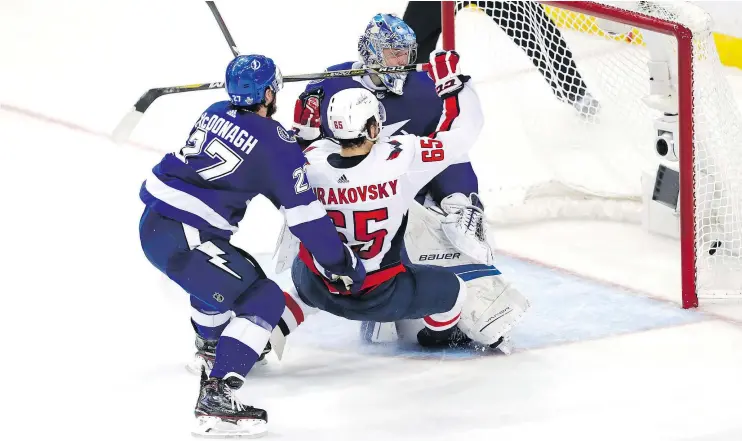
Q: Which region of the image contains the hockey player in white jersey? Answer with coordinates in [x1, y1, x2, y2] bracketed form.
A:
[276, 13, 495, 275]
[284, 51, 529, 349]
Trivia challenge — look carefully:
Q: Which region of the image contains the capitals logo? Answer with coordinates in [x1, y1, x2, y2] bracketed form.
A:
[386, 140, 403, 160]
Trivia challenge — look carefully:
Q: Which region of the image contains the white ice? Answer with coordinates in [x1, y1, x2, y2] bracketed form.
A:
[3, 1, 742, 440]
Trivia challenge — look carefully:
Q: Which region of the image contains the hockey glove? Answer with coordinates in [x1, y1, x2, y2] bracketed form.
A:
[292, 88, 325, 149]
[424, 50, 469, 99]
[321, 245, 367, 295]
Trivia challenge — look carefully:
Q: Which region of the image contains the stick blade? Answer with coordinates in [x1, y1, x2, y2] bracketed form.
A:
[269, 326, 286, 361]
[112, 108, 143, 143]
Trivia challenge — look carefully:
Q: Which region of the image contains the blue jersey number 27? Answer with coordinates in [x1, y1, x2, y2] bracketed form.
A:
[178, 129, 244, 181]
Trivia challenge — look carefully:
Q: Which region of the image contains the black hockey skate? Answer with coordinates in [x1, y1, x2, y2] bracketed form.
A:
[258, 341, 271, 363]
[193, 368, 268, 438]
[188, 337, 272, 376]
[417, 326, 508, 352]
[417, 325, 472, 348]
[187, 333, 217, 376]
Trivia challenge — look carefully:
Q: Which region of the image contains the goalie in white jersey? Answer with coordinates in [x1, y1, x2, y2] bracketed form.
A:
[289, 51, 529, 348]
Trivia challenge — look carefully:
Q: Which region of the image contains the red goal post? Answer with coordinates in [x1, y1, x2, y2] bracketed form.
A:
[439, 1, 742, 309]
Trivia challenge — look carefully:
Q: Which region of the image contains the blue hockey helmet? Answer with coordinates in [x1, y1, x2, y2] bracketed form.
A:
[225, 54, 283, 107]
[357, 13, 418, 95]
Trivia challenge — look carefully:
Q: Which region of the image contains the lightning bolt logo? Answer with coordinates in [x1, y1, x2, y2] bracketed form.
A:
[197, 242, 242, 280]
[379, 119, 410, 138]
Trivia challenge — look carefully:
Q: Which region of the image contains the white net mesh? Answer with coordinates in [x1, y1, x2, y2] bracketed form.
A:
[452, 1, 742, 298]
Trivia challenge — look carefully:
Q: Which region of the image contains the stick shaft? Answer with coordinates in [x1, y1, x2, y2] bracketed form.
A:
[205, 1, 239, 57]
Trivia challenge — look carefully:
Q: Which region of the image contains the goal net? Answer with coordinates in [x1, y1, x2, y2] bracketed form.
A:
[445, 1, 742, 307]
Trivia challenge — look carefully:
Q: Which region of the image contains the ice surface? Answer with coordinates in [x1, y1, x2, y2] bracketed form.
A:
[4, 1, 742, 440]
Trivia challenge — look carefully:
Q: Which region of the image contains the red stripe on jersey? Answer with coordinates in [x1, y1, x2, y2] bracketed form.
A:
[424, 313, 461, 328]
[283, 292, 305, 326]
[428, 94, 461, 138]
[298, 244, 406, 295]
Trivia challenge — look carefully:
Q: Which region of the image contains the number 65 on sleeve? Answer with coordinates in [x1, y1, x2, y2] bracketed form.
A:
[405, 135, 458, 195]
[419, 138, 444, 162]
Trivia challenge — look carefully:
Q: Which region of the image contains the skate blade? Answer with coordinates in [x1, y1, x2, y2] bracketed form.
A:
[192, 416, 267, 438]
[186, 359, 212, 376]
[491, 336, 513, 355]
[496, 340, 513, 355]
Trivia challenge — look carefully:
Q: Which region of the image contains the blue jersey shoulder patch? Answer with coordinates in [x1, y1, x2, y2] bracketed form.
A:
[277, 125, 296, 143]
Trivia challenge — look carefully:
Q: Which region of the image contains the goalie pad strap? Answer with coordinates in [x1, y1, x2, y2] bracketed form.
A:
[447, 263, 501, 281]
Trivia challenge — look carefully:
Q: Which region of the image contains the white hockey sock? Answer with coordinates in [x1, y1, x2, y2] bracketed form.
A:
[277, 288, 316, 335]
[270, 288, 317, 360]
[191, 308, 232, 340]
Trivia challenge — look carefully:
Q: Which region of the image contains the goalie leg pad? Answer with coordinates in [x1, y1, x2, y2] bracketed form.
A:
[457, 274, 530, 346]
[399, 200, 530, 347]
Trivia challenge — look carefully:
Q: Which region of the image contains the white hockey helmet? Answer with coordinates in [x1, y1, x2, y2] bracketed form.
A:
[326, 88, 385, 141]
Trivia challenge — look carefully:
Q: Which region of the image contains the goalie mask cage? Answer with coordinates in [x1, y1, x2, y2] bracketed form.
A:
[441, 1, 742, 308]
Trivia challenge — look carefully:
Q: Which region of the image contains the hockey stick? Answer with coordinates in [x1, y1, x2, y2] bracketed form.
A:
[205, 1, 240, 57]
[111, 1, 237, 142]
[283, 63, 427, 82]
[111, 64, 427, 142]
[112, 82, 224, 142]
[112, 2, 431, 141]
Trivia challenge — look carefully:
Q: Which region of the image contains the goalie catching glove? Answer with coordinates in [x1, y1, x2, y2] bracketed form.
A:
[423, 50, 470, 98]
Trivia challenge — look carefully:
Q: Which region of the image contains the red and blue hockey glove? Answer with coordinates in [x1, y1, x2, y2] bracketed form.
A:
[423, 50, 469, 99]
[292, 88, 324, 149]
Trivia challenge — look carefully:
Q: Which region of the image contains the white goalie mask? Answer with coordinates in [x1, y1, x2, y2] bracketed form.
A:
[326, 88, 386, 141]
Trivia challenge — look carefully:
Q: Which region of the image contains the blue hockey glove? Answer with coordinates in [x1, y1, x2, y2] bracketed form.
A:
[321, 245, 366, 295]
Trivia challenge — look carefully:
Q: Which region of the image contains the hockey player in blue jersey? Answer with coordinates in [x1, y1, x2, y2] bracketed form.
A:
[138, 54, 366, 437]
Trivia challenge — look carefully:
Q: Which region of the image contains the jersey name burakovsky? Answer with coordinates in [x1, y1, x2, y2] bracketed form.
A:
[315, 180, 399, 205]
